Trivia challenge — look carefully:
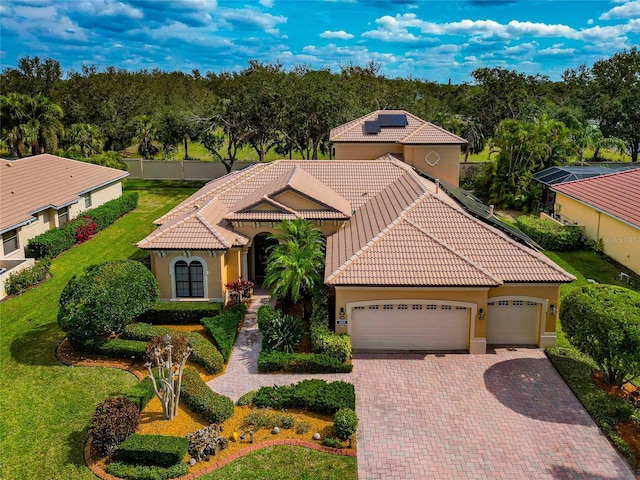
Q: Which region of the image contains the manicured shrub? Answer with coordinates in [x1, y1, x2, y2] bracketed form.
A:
[28, 192, 138, 259]
[74, 216, 97, 243]
[333, 408, 358, 440]
[257, 351, 352, 373]
[58, 260, 159, 341]
[180, 367, 234, 424]
[321, 437, 342, 449]
[99, 338, 148, 359]
[201, 303, 246, 362]
[134, 302, 223, 325]
[4, 258, 51, 296]
[91, 396, 140, 457]
[115, 434, 188, 467]
[106, 461, 189, 480]
[236, 390, 257, 406]
[310, 293, 352, 363]
[257, 305, 280, 333]
[242, 410, 295, 430]
[296, 421, 310, 435]
[560, 284, 640, 387]
[123, 323, 224, 374]
[126, 377, 156, 411]
[253, 380, 355, 415]
[516, 215, 584, 251]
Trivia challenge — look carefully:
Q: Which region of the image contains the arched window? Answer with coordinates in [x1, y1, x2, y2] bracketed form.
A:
[175, 260, 204, 298]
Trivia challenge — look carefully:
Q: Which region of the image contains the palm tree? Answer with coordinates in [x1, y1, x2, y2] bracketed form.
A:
[0, 93, 31, 157]
[67, 123, 104, 158]
[25, 94, 64, 154]
[263, 219, 326, 312]
[132, 115, 159, 159]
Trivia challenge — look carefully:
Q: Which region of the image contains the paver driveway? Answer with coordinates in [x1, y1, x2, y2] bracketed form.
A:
[209, 295, 636, 479]
[353, 350, 635, 480]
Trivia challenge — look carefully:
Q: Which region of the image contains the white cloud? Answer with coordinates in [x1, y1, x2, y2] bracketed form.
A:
[538, 46, 576, 56]
[217, 8, 286, 35]
[600, 0, 640, 20]
[75, 0, 143, 19]
[320, 30, 354, 40]
[259, 0, 274, 7]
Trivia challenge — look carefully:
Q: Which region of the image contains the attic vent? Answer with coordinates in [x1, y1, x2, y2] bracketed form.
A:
[364, 113, 408, 135]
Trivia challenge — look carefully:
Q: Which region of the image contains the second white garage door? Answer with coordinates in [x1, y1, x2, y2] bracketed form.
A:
[486, 299, 540, 345]
[350, 302, 469, 350]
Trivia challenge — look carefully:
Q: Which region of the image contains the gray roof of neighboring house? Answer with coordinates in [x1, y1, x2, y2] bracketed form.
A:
[533, 164, 640, 186]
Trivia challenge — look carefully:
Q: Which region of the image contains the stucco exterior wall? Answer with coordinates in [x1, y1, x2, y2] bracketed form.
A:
[333, 143, 403, 160]
[151, 250, 224, 301]
[403, 145, 461, 187]
[6, 181, 124, 260]
[555, 192, 640, 274]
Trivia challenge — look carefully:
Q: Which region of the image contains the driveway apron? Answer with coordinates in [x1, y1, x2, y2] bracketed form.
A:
[208, 295, 636, 479]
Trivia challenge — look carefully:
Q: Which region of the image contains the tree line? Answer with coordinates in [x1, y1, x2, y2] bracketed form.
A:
[1, 49, 638, 209]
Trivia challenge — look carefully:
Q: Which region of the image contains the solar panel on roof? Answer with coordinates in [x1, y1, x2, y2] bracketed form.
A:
[378, 113, 408, 127]
[365, 120, 381, 134]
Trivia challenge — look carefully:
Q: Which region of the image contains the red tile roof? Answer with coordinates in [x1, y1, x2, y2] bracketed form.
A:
[551, 169, 640, 228]
[329, 110, 466, 145]
[0, 154, 128, 233]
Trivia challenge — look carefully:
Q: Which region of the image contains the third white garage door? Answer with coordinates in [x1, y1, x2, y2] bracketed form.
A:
[350, 302, 470, 350]
[486, 299, 540, 345]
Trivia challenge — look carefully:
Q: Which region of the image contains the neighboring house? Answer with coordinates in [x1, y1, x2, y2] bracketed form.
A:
[0, 154, 128, 296]
[550, 169, 640, 275]
[138, 157, 574, 354]
[329, 110, 466, 187]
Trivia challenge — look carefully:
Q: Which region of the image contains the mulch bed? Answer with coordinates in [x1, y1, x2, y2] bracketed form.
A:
[591, 372, 640, 464]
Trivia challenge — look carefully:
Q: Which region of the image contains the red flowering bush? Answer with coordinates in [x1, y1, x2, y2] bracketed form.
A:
[75, 216, 97, 243]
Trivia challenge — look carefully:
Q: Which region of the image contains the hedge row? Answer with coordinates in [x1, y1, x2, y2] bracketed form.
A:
[258, 351, 352, 373]
[201, 303, 247, 362]
[180, 367, 234, 424]
[106, 462, 189, 480]
[134, 302, 223, 325]
[27, 191, 138, 259]
[125, 377, 156, 412]
[252, 379, 355, 415]
[4, 259, 51, 296]
[123, 323, 224, 374]
[116, 434, 188, 467]
[69, 337, 147, 360]
[310, 294, 352, 364]
[516, 215, 584, 251]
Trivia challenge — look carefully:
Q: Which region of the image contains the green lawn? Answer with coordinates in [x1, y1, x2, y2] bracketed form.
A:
[0, 181, 355, 480]
[462, 145, 630, 163]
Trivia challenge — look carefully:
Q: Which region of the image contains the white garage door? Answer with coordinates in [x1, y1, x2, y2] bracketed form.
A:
[487, 300, 540, 345]
[350, 302, 469, 350]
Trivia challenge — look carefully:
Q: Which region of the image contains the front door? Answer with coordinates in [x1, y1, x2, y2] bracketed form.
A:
[253, 233, 278, 281]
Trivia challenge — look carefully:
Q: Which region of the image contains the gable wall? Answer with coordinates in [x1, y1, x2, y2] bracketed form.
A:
[333, 143, 403, 160]
[274, 191, 327, 211]
[403, 145, 461, 187]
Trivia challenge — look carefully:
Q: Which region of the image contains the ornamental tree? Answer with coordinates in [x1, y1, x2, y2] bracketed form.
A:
[560, 285, 640, 387]
[58, 260, 158, 341]
[145, 334, 192, 420]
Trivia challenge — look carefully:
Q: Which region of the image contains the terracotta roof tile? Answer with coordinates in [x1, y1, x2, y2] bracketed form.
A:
[0, 154, 128, 233]
[552, 169, 640, 228]
[329, 110, 466, 145]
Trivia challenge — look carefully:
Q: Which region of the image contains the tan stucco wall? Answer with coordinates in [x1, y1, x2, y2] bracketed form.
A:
[334, 283, 564, 352]
[333, 143, 403, 160]
[233, 222, 342, 241]
[403, 145, 461, 187]
[5, 181, 124, 260]
[151, 251, 224, 301]
[556, 193, 640, 274]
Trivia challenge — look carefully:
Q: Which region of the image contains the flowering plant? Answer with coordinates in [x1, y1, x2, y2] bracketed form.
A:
[225, 279, 254, 293]
[75, 216, 97, 243]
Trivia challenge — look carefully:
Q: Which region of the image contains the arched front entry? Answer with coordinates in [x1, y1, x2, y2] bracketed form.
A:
[251, 233, 278, 282]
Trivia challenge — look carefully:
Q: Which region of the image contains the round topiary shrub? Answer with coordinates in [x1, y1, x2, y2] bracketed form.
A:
[561, 284, 640, 387]
[333, 407, 358, 440]
[91, 395, 140, 457]
[58, 260, 159, 341]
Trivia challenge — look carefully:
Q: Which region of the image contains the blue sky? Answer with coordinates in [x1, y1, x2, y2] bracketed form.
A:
[1, 0, 638, 84]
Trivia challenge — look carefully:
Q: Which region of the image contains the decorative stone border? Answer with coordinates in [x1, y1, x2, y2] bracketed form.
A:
[58, 339, 356, 480]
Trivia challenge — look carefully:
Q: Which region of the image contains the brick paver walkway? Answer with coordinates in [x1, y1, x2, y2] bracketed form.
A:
[208, 294, 636, 479]
[206, 293, 351, 401]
